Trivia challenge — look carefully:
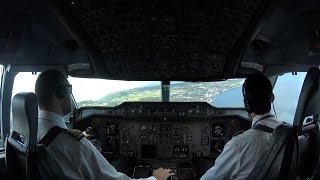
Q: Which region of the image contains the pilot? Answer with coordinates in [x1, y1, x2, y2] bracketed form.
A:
[35, 69, 174, 180]
[200, 73, 282, 180]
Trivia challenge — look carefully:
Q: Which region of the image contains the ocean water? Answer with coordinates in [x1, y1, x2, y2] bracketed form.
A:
[213, 87, 244, 108]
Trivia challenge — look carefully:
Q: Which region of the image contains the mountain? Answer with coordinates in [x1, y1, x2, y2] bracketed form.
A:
[77, 80, 244, 107]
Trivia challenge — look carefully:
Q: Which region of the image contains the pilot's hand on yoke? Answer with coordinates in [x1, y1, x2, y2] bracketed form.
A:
[83, 127, 94, 139]
[152, 167, 175, 180]
[83, 131, 93, 139]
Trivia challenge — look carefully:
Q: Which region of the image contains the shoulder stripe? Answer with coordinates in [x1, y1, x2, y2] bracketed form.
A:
[64, 129, 85, 141]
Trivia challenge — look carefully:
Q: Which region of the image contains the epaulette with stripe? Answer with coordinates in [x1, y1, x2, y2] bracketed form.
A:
[233, 130, 245, 137]
[64, 129, 85, 141]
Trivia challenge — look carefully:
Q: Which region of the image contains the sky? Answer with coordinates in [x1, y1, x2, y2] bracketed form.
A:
[12, 72, 160, 102]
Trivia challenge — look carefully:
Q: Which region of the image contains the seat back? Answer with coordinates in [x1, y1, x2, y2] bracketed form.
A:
[298, 116, 320, 178]
[5, 92, 39, 180]
[269, 125, 299, 180]
[246, 124, 299, 180]
[294, 67, 320, 130]
[293, 67, 320, 178]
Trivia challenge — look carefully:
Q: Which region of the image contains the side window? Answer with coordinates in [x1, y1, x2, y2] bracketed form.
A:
[11, 72, 74, 125]
[273, 72, 307, 124]
[12, 72, 39, 96]
[11, 72, 39, 123]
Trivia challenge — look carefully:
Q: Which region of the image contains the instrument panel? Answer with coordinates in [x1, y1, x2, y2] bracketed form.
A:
[73, 102, 250, 179]
[74, 102, 250, 159]
[88, 115, 245, 160]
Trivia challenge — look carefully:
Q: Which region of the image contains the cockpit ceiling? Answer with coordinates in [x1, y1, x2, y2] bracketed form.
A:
[0, 0, 320, 80]
[46, 0, 274, 81]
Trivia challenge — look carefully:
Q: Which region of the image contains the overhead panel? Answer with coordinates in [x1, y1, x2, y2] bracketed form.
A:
[49, 0, 274, 81]
[0, 14, 27, 54]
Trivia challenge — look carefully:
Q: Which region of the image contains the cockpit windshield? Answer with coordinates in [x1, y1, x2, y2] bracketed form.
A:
[71, 79, 245, 108]
[70, 79, 162, 107]
[12, 73, 245, 108]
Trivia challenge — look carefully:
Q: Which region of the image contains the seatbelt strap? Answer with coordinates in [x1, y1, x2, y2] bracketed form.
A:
[246, 124, 297, 180]
[234, 121, 274, 137]
[38, 126, 63, 147]
[252, 115, 275, 127]
[251, 115, 275, 133]
[253, 124, 274, 133]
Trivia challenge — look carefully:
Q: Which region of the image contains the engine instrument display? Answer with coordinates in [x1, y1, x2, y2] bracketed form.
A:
[174, 145, 189, 159]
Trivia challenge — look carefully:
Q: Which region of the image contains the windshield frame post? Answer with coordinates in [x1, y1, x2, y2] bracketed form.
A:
[0, 67, 17, 148]
[161, 81, 170, 102]
[269, 75, 278, 89]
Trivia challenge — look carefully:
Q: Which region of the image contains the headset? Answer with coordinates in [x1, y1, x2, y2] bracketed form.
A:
[55, 84, 70, 99]
[242, 81, 253, 113]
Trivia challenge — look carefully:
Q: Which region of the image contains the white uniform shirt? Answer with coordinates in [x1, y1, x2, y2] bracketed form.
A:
[37, 110, 157, 180]
[201, 113, 282, 180]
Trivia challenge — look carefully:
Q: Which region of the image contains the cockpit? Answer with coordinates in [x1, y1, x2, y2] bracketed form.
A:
[1, 0, 320, 179]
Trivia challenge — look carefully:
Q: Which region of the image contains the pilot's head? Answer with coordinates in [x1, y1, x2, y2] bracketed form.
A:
[35, 69, 73, 116]
[242, 72, 274, 115]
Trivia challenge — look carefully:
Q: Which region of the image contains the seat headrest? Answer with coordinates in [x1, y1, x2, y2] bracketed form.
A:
[293, 67, 319, 131]
[12, 92, 38, 147]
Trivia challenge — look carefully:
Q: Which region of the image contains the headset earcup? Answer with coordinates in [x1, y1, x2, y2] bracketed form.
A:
[242, 81, 253, 113]
[55, 85, 66, 99]
[244, 98, 252, 113]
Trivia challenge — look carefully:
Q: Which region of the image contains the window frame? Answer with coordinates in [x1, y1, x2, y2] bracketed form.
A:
[0, 66, 15, 148]
[271, 72, 307, 124]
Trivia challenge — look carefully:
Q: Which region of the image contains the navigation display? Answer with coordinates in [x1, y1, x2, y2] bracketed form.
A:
[106, 123, 119, 136]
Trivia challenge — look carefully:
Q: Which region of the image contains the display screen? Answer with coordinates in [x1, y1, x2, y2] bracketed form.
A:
[106, 123, 119, 136]
[141, 145, 157, 159]
[212, 123, 225, 137]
